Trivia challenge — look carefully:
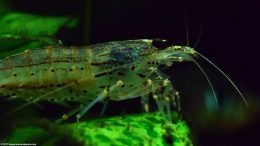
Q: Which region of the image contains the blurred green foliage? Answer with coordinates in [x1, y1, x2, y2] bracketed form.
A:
[0, 12, 78, 59]
[0, 13, 77, 35]
[4, 112, 193, 146]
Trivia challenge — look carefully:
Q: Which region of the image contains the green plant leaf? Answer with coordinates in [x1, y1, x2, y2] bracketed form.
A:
[0, 13, 78, 59]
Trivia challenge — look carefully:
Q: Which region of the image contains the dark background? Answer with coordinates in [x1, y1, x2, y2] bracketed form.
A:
[3, 0, 260, 145]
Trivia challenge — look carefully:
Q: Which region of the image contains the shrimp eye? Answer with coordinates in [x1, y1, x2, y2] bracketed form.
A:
[152, 38, 168, 49]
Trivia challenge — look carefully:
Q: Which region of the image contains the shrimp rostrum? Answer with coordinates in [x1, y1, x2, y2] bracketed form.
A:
[0, 39, 247, 123]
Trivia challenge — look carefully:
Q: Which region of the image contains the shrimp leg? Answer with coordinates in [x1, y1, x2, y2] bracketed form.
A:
[148, 69, 180, 124]
[141, 95, 150, 112]
[55, 104, 85, 123]
[76, 80, 124, 121]
[100, 100, 109, 116]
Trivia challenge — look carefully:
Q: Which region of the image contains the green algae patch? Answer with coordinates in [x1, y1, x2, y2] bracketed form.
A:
[4, 112, 193, 146]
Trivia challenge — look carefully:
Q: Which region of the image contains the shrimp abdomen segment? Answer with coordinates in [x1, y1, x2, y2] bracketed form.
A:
[0, 46, 94, 101]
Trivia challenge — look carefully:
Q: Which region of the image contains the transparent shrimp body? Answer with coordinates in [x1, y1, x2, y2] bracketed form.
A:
[0, 39, 196, 123]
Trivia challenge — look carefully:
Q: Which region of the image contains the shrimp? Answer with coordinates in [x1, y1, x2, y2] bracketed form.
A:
[0, 39, 248, 124]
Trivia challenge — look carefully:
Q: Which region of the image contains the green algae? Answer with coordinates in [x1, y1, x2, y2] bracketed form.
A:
[3, 112, 193, 146]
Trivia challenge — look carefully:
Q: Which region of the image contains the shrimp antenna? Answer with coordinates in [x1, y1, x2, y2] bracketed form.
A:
[193, 6, 206, 48]
[0, 99, 39, 120]
[192, 59, 219, 108]
[195, 51, 249, 107]
[181, 11, 190, 46]
[181, 9, 218, 108]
